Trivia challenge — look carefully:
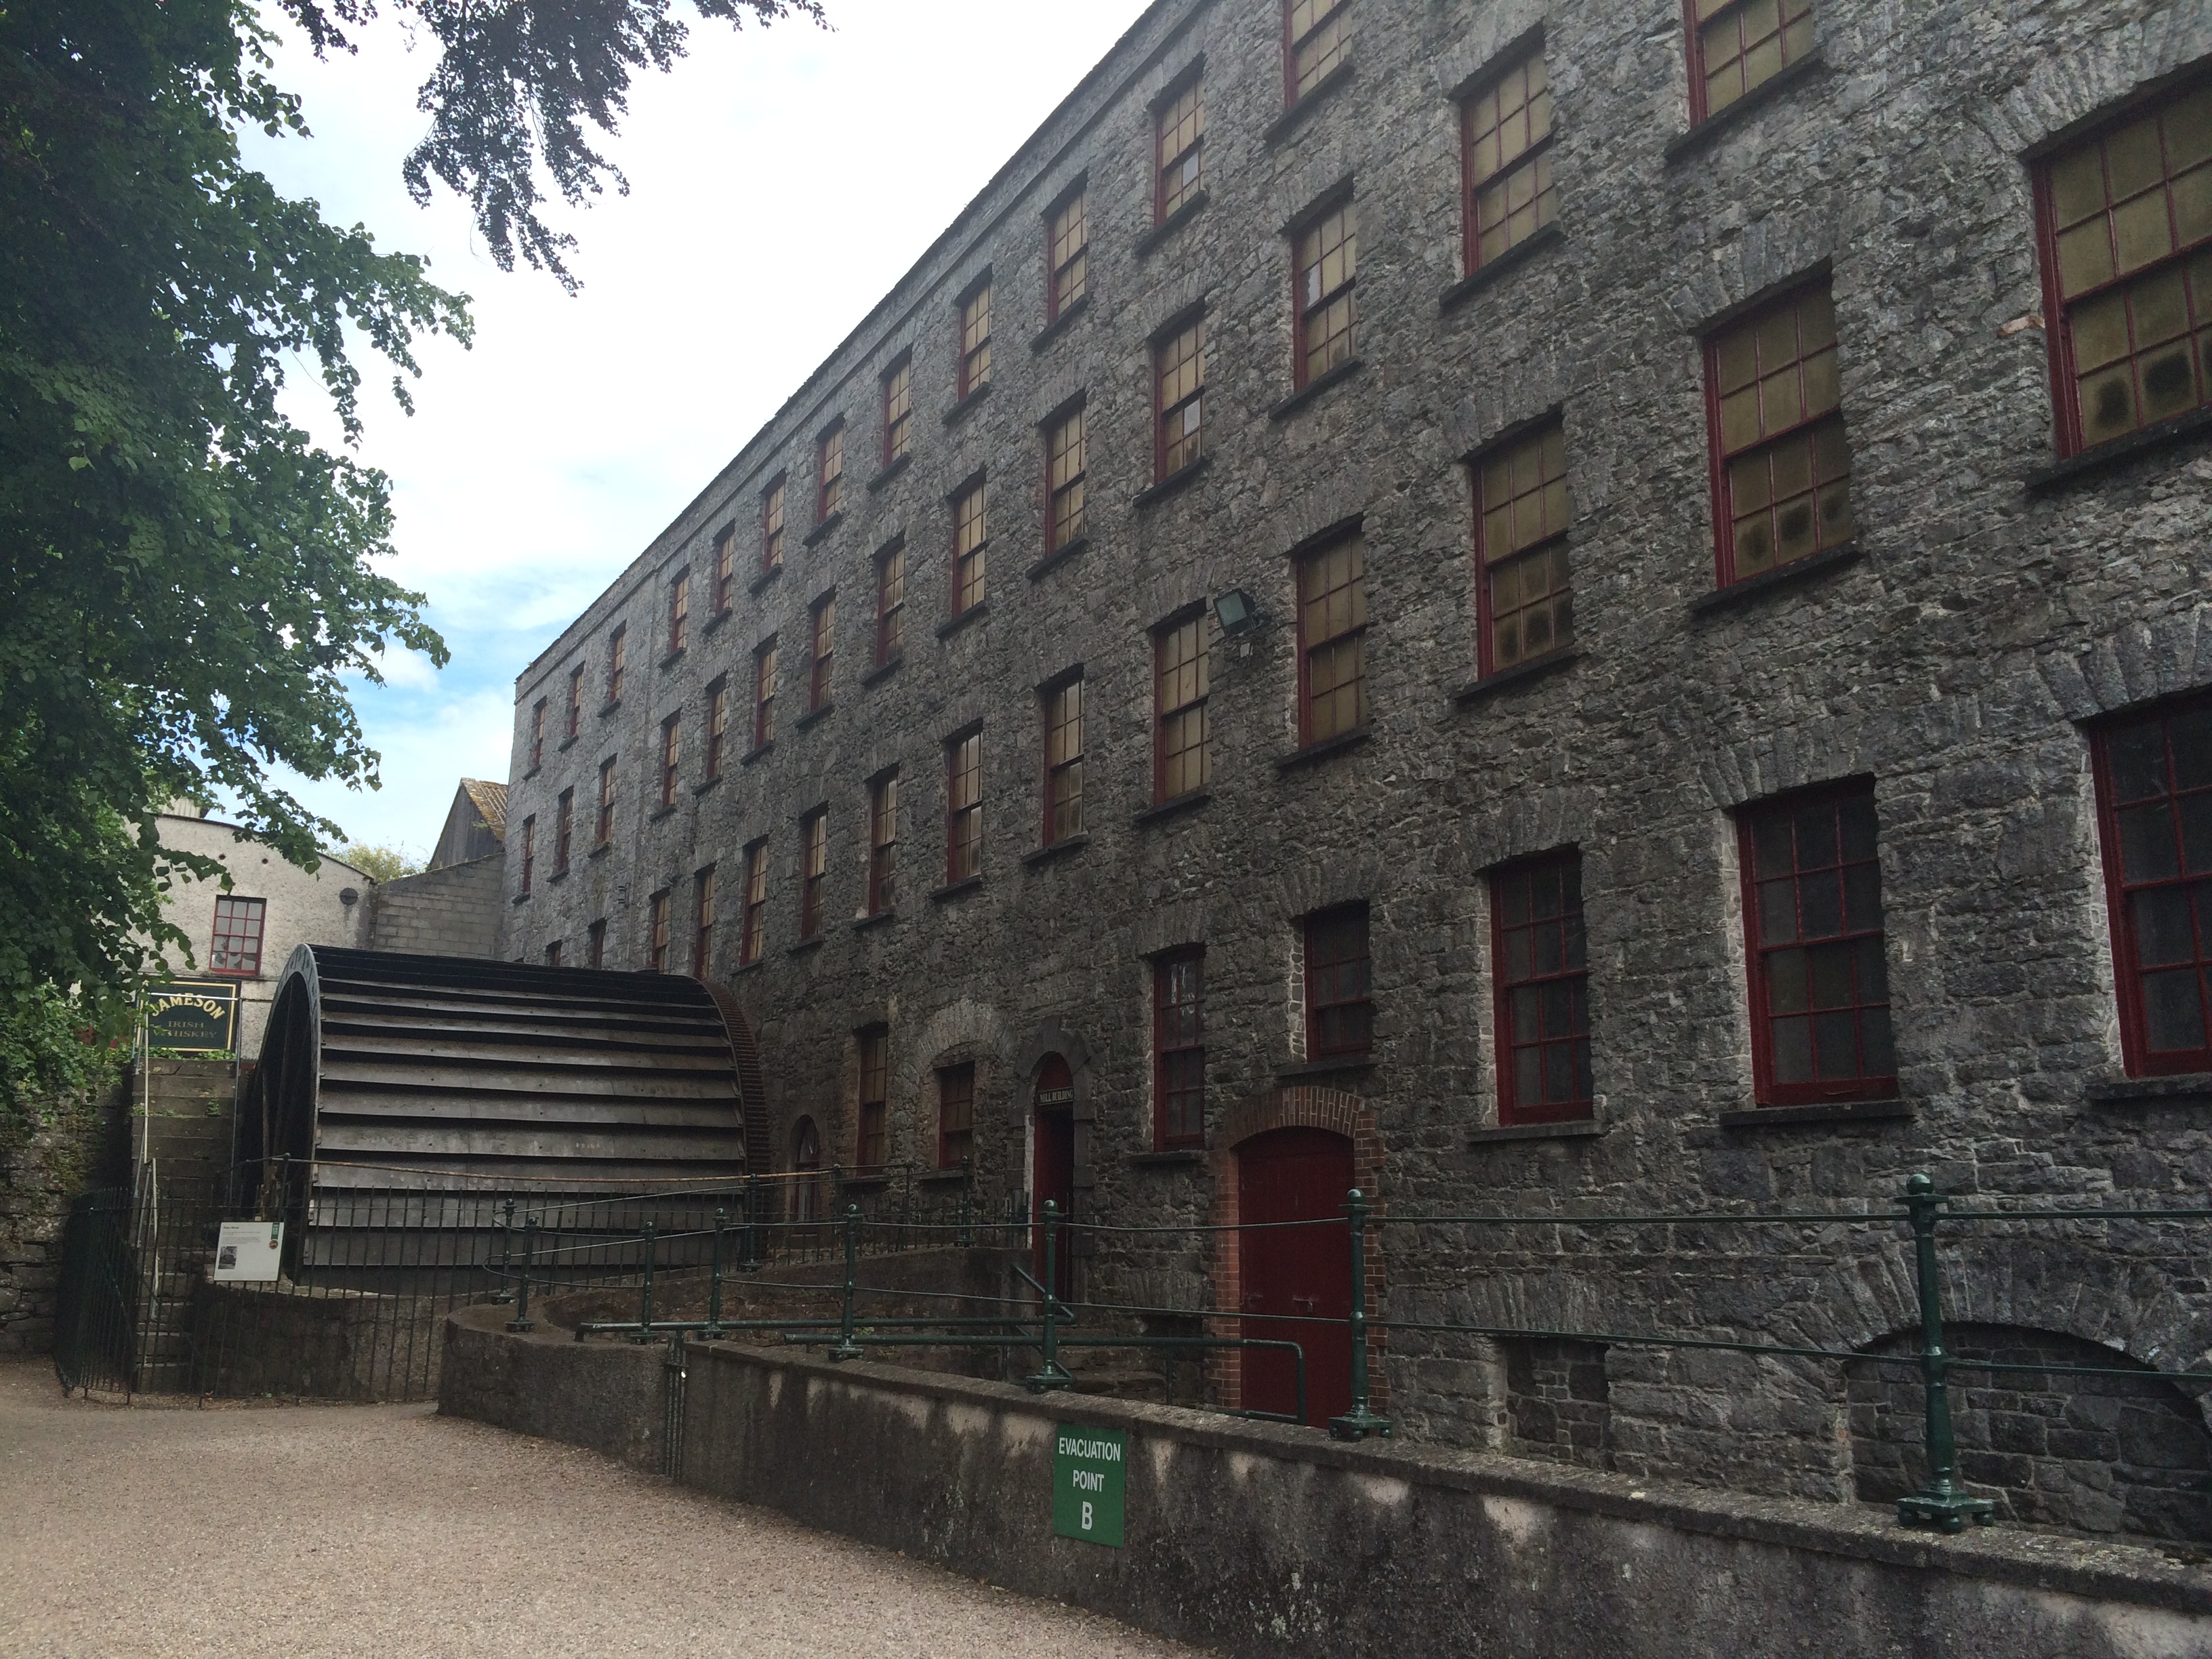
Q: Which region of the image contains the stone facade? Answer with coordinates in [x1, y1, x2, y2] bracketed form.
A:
[498, 0, 2212, 1532]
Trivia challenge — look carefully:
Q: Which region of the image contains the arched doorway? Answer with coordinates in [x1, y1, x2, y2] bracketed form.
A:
[791, 1116, 821, 1223]
[1238, 1127, 1353, 1427]
[1031, 1055, 1076, 1299]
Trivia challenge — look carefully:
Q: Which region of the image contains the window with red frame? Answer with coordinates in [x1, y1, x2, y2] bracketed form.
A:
[668, 569, 689, 653]
[209, 895, 266, 976]
[1293, 200, 1357, 387]
[530, 700, 546, 771]
[945, 728, 983, 884]
[1737, 784, 1896, 1105]
[739, 839, 769, 966]
[1296, 535, 1368, 745]
[587, 918, 606, 968]
[1154, 317, 1206, 479]
[544, 939, 562, 967]
[937, 1063, 975, 1168]
[1155, 78, 1204, 222]
[657, 715, 680, 808]
[519, 816, 535, 896]
[816, 426, 844, 524]
[763, 476, 787, 574]
[1046, 405, 1086, 553]
[882, 356, 913, 466]
[867, 770, 897, 914]
[554, 789, 573, 874]
[1492, 852, 1593, 1123]
[693, 865, 716, 979]
[808, 592, 834, 712]
[1042, 676, 1083, 845]
[1686, 0, 1813, 125]
[874, 538, 905, 665]
[606, 624, 626, 704]
[1474, 419, 1572, 674]
[951, 476, 987, 616]
[705, 676, 729, 781]
[594, 757, 616, 847]
[712, 528, 735, 615]
[647, 889, 671, 972]
[1154, 613, 1210, 802]
[1048, 189, 1088, 320]
[1462, 48, 1555, 273]
[566, 664, 584, 739]
[857, 1027, 890, 1167]
[799, 806, 828, 941]
[1285, 0, 1349, 104]
[958, 284, 992, 401]
[2092, 697, 2212, 1075]
[752, 638, 777, 750]
[2036, 78, 2212, 455]
[1153, 949, 1205, 1148]
[1704, 282, 1854, 586]
[1305, 903, 1372, 1059]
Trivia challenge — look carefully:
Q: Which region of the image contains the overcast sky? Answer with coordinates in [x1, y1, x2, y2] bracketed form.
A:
[243, 0, 1153, 861]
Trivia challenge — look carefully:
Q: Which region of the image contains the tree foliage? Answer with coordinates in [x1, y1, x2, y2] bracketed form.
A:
[337, 844, 424, 883]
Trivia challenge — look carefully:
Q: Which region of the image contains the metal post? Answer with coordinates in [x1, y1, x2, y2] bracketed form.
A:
[632, 1219, 657, 1342]
[957, 1156, 972, 1249]
[741, 1172, 763, 1271]
[493, 1197, 516, 1303]
[827, 1204, 863, 1361]
[704, 1207, 727, 1340]
[1023, 1201, 1073, 1393]
[506, 1214, 537, 1334]
[1896, 1174, 1994, 1531]
[1329, 1189, 1391, 1440]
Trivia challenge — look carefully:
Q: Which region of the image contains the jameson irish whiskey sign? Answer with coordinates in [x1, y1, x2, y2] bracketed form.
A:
[144, 981, 239, 1052]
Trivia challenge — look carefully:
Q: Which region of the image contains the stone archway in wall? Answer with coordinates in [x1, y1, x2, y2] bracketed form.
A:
[1010, 1020, 1095, 1276]
[1208, 1086, 1385, 1420]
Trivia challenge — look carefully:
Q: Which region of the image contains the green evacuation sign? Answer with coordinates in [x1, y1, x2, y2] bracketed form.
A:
[1052, 1425, 1126, 1547]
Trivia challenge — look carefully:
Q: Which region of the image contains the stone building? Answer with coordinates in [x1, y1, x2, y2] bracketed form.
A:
[499, 0, 2212, 1536]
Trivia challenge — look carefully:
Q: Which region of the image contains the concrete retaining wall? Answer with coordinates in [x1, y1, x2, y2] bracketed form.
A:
[440, 1306, 2212, 1658]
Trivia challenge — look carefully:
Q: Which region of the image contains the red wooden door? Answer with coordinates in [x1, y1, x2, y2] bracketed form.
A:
[1237, 1128, 1353, 1427]
[1031, 1057, 1076, 1299]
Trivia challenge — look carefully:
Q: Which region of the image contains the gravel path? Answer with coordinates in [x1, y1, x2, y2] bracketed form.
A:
[0, 1361, 1199, 1659]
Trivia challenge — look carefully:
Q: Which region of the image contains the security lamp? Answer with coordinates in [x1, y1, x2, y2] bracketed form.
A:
[1213, 588, 1262, 636]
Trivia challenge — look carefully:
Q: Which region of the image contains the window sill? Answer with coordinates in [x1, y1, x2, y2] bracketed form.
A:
[1270, 357, 1364, 423]
[557, 735, 579, 753]
[943, 382, 993, 428]
[1277, 1057, 1373, 1084]
[1468, 1118, 1602, 1146]
[1689, 541, 1864, 616]
[1275, 726, 1372, 773]
[867, 453, 912, 494]
[787, 936, 824, 957]
[916, 1167, 970, 1186]
[796, 701, 834, 731]
[523, 764, 541, 781]
[861, 653, 903, 688]
[851, 908, 896, 933]
[937, 600, 990, 640]
[587, 843, 613, 861]
[2026, 405, 2212, 493]
[648, 804, 678, 823]
[1133, 454, 1210, 510]
[659, 647, 686, 671]
[1027, 537, 1089, 581]
[1031, 294, 1091, 353]
[1136, 190, 1208, 259]
[1022, 834, 1089, 869]
[750, 565, 783, 598]
[803, 510, 844, 550]
[511, 891, 532, 907]
[1264, 61, 1354, 146]
[704, 609, 732, 636]
[693, 773, 723, 796]
[1439, 223, 1565, 315]
[732, 958, 766, 977]
[1664, 53, 1829, 164]
[2085, 1073, 2212, 1107]
[741, 741, 774, 767]
[1453, 644, 1581, 705]
[598, 700, 621, 720]
[1133, 790, 1210, 827]
[546, 869, 570, 886]
[930, 876, 984, 904]
[1717, 1099, 1913, 1129]
[1130, 1148, 1206, 1168]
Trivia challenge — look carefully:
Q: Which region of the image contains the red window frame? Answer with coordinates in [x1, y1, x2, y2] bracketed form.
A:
[1736, 782, 1898, 1106]
[1046, 404, 1086, 554]
[951, 476, 987, 617]
[799, 806, 828, 941]
[762, 475, 787, 575]
[739, 839, 769, 966]
[529, 700, 546, 771]
[1153, 949, 1206, 1149]
[808, 592, 834, 712]
[957, 283, 992, 402]
[937, 1063, 975, 1169]
[1155, 76, 1204, 224]
[647, 889, 670, 972]
[594, 756, 616, 848]
[1461, 47, 1556, 274]
[1292, 197, 1357, 388]
[606, 624, 626, 704]
[1684, 0, 1814, 127]
[752, 638, 777, 750]
[668, 569, 689, 654]
[554, 788, 573, 875]
[1491, 851, 1593, 1124]
[658, 714, 680, 809]
[1472, 418, 1572, 676]
[209, 895, 266, 977]
[874, 537, 905, 665]
[857, 1027, 890, 1167]
[816, 427, 844, 525]
[705, 676, 728, 781]
[518, 816, 535, 896]
[693, 865, 716, 979]
[1048, 188, 1088, 321]
[867, 770, 897, 915]
[882, 355, 913, 468]
[1284, 0, 1350, 107]
[1154, 316, 1206, 481]
[1153, 613, 1210, 803]
[1305, 903, 1372, 1059]
[1296, 533, 1368, 746]
[566, 665, 584, 740]
[1042, 675, 1083, 846]
[2032, 75, 2212, 459]
[945, 727, 983, 885]
[587, 918, 606, 969]
[2091, 695, 2212, 1077]
[712, 528, 735, 616]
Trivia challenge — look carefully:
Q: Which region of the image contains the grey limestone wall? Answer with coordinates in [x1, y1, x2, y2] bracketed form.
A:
[368, 855, 504, 960]
[0, 1081, 129, 1355]
[495, 0, 2212, 1517]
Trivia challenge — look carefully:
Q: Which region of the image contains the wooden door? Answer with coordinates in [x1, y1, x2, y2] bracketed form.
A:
[1031, 1057, 1076, 1299]
[1237, 1127, 1353, 1426]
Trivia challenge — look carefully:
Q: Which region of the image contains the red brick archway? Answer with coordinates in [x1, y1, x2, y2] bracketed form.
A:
[1208, 1087, 1386, 1416]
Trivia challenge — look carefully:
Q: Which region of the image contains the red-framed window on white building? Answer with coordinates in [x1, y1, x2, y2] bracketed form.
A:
[209, 896, 266, 977]
[1491, 851, 1593, 1124]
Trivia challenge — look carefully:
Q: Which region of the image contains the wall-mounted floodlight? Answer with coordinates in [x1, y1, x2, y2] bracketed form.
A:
[1213, 589, 1263, 636]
